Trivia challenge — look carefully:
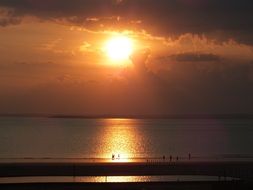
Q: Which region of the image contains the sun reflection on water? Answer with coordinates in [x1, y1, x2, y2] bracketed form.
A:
[99, 118, 141, 162]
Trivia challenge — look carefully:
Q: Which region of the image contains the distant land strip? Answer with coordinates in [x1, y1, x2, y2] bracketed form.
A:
[0, 114, 253, 119]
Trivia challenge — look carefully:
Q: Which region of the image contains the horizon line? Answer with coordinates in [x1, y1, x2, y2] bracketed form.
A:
[0, 113, 253, 119]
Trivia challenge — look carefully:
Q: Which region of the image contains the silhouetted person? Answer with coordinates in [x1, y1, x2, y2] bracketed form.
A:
[112, 154, 115, 160]
[118, 154, 120, 160]
[176, 156, 179, 161]
[169, 155, 172, 162]
[189, 153, 191, 160]
[162, 155, 165, 161]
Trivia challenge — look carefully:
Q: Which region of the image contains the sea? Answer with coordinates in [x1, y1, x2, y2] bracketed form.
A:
[0, 117, 253, 161]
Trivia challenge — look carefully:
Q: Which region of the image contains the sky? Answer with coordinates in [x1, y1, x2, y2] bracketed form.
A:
[0, 0, 253, 115]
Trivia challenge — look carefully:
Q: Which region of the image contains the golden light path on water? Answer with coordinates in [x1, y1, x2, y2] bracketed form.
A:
[0, 176, 234, 183]
[97, 118, 142, 162]
[88, 118, 148, 182]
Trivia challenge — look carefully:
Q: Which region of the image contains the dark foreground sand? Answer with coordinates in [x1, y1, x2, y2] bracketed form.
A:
[1, 161, 253, 180]
[1, 181, 253, 190]
[0, 161, 253, 189]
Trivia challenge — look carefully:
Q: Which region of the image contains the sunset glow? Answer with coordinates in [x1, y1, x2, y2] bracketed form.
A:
[0, 1, 253, 188]
[0, 0, 252, 115]
[105, 35, 133, 62]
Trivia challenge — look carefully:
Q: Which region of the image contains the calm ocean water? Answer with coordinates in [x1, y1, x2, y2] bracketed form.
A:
[0, 117, 253, 160]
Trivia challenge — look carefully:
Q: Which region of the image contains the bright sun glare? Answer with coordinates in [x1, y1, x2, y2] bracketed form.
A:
[105, 35, 133, 61]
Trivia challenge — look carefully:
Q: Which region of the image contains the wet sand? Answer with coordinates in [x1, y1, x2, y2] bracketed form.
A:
[1, 161, 253, 189]
[0, 161, 253, 181]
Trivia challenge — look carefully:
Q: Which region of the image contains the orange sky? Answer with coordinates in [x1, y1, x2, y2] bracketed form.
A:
[0, 0, 253, 115]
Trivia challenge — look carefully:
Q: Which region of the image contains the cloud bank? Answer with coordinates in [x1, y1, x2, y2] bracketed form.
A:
[1, 0, 253, 43]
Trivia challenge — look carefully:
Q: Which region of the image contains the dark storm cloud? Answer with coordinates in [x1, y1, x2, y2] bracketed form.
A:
[0, 0, 118, 18]
[169, 53, 221, 62]
[0, 0, 253, 43]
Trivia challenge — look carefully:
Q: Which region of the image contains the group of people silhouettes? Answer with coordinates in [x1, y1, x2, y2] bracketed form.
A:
[165, 153, 191, 162]
[112, 153, 120, 160]
[167, 153, 191, 162]
[111, 153, 192, 161]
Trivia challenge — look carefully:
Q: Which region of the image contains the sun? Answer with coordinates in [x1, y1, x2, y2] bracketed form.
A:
[105, 35, 133, 61]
